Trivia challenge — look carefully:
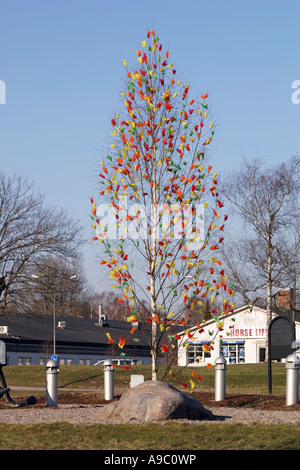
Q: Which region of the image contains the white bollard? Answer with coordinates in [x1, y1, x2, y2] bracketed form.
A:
[104, 359, 114, 401]
[286, 353, 300, 406]
[215, 355, 227, 401]
[46, 359, 59, 406]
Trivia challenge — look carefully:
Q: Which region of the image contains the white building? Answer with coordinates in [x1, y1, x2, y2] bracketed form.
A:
[177, 304, 300, 367]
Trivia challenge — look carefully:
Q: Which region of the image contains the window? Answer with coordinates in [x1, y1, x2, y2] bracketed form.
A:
[221, 343, 245, 363]
[18, 357, 23, 365]
[188, 343, 211, 364]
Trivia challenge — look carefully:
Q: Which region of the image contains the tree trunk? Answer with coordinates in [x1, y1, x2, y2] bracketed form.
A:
[150, 258, 157, 380]
[150, 146, 158, 381]
[292, 268, 296, 323]
[265, 233, 273, 359]
[266, 246, 273, 326]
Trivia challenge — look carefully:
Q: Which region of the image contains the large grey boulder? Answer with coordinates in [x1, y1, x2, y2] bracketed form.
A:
[98, 380, 213, 422]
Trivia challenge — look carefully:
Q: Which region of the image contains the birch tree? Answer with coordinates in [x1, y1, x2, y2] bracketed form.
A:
[220, 156, 300, 328]
[275, 217, 300, 320]
[91, 30, 234, 382]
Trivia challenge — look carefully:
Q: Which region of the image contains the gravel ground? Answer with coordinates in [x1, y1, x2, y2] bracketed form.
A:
[0, 403, 299, 426]
[0, 389, 299, 426]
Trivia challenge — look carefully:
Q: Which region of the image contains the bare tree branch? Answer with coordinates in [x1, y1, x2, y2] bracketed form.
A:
[220, 155, 300, 327]
[0, 172, 84, 314]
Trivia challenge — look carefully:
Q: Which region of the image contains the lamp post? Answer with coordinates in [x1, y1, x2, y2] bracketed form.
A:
[31, 273, 77, 357]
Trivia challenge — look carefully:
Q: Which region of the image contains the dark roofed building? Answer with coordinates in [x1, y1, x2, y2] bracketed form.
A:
[0, 314, 152, 366]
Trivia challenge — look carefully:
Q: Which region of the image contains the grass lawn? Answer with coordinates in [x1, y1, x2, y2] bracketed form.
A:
[0, 422, 299, 451]
[2, 362, 289, 394]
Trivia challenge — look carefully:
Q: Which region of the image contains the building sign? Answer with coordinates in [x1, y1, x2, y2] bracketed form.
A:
[268, 315, 295, 394]
[268, 316, 295, 361]
[229, 327, 267, 339]
[190, 325, 267, 344]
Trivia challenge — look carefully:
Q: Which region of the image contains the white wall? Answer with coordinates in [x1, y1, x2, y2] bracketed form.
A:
[177, 307, 296, 366]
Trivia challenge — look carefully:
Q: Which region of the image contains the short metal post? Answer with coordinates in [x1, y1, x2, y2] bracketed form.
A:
[104, 359, 114, 401]
[46, 359, 59, 406]
[215, 355, 227, 401]
[286, 353, 300, 406]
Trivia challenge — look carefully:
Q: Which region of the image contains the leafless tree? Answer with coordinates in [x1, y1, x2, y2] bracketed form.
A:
[27, 254, 91, 317]
[88, 291, 151, 322]
[220, 155, 300, 327]
[0, 172, 83, 314]
[275, 216, 300, 320]
[88, 291, 127, 321]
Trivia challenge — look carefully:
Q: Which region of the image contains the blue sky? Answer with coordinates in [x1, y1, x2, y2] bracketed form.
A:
[0, 0, 299, 292]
